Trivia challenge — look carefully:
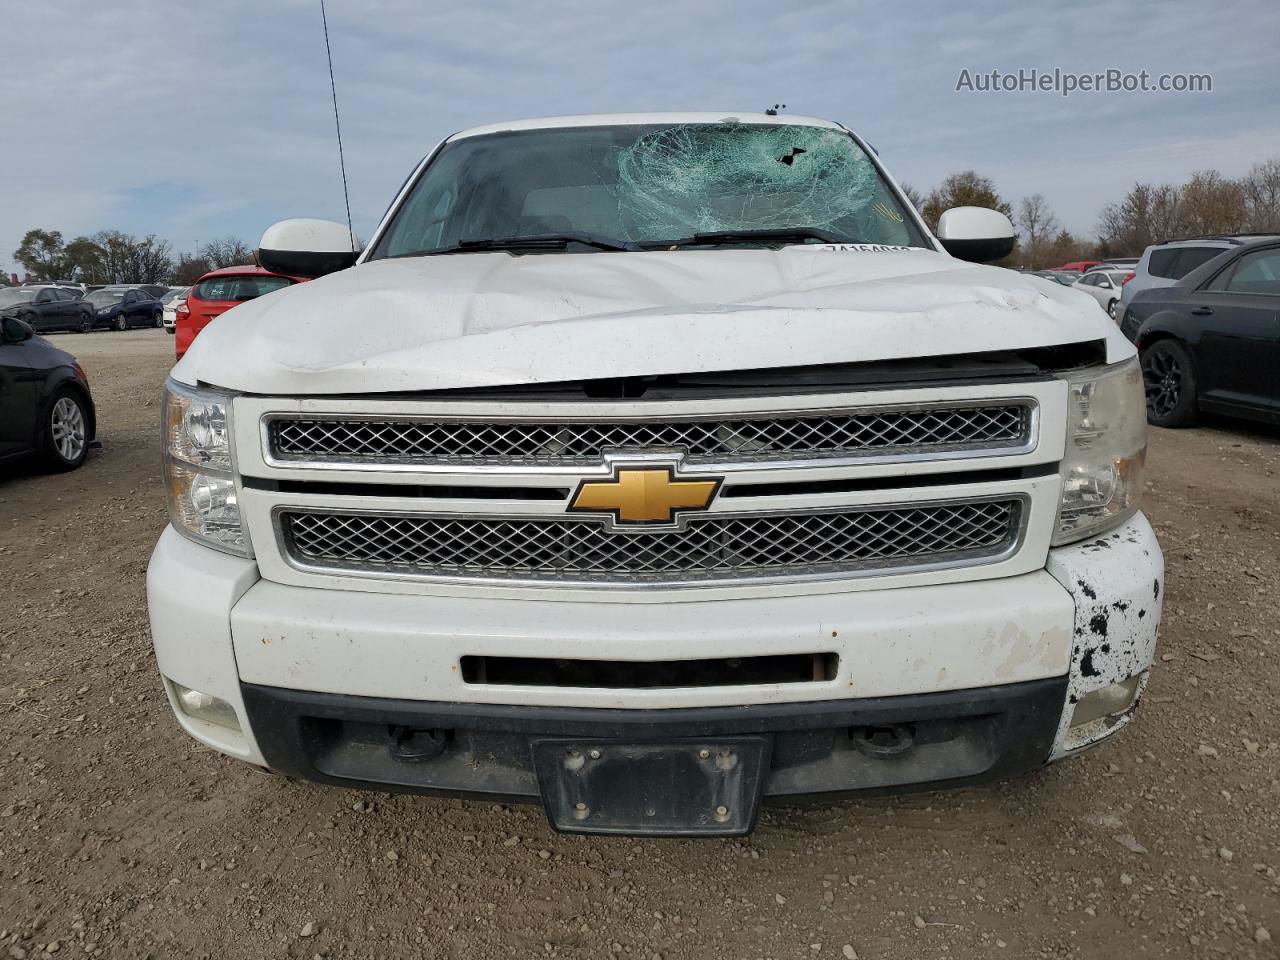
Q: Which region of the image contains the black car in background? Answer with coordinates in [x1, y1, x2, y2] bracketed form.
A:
[1121, 238, 1280, 427]
[85, 286, 164, 331]
[0, 285, 95, 334]
[0, 316, 96, 470]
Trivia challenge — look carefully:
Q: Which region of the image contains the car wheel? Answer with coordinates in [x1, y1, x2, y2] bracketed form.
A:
[153, 311, 163, 328]
[1107, 299, 1118, 319]
[77, 315, 91, 333]
[1140, 339, 1198, 428]
[42, 388, 90, 471]
[113, 313, 126, 332]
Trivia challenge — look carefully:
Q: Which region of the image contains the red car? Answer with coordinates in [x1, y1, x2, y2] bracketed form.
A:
[175, 265, 306, 359]
[1057, 260, 1103, 274]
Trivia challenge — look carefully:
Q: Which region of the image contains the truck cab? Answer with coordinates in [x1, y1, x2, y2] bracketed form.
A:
[148, 113, 1161, 836]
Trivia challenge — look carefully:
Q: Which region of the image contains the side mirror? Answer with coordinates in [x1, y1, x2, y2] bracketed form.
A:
[936, 207, 1017, 263]
[2, 316, 34, 343]
[258, 218, 360, 278]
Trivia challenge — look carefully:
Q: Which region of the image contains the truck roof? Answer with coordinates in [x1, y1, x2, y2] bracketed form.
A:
[449, 112, 847, 141]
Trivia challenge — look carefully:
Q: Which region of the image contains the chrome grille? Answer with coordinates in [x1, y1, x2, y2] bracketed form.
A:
[268, 404, 1030, 467]
[279, 499, 1022, 585]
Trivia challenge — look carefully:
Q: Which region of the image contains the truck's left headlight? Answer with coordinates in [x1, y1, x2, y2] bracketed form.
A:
[163, 379, 250, 557]
[1053, 356, 1147, 546]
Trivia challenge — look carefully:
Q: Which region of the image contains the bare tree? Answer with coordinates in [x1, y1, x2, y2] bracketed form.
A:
[93, 231, 136, 283]
[131, 235, 174, 283]
[173, 254, 213, 286]
[899, 183, 925, 213]
[1098, 183, 1182, 255]
[1179, 170, 1247, 237]
[1242, 158, 1280, 231]
[198, 236, 254, 270]
[1016, 194, 1061, 268]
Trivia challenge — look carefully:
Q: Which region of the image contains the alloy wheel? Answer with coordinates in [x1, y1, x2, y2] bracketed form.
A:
[1142, 348, 1181, 420]
[51, 396, 87, 463]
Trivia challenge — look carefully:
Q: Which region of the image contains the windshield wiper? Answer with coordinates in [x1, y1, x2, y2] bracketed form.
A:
[653, 227, 846, 249]
[402, 233, 635, 257]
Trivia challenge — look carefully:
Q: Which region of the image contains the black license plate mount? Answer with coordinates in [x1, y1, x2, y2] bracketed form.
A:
[531, 737, 770, 837]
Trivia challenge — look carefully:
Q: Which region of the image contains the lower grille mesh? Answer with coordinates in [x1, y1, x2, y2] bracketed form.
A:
[280, 499, 1021, 585]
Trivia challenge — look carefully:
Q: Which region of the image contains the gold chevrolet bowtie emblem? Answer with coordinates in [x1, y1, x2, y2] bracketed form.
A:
[570, 467, 722, 525]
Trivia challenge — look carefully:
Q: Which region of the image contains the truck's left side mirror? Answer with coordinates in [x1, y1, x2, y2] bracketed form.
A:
[257, 218, 360, 278]
[935, 207, 1017, 263]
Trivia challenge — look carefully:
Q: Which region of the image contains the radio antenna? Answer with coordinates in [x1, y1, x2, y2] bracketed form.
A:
[320, 0, 355, 254]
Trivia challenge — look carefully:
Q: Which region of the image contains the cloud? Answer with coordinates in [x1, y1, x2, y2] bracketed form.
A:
[5, 0, 1279, 273]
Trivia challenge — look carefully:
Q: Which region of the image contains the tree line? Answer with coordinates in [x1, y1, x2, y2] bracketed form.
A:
[9, 230, 254, 286]
[904, 156, 1280, 269]
[10, 156, 1280, 283]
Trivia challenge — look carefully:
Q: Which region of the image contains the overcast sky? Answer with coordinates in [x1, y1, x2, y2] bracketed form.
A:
[5, 0, 1279, 275]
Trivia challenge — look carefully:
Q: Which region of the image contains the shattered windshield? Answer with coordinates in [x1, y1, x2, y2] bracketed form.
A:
[370, 122, 928, 258]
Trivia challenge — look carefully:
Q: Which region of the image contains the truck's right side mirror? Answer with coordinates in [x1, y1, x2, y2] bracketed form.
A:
[935, 207, 1017, 263]
[257, 219, 360, 278]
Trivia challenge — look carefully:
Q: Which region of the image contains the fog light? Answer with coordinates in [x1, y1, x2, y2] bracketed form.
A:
[172, 682, 241, 731]
[1070, 674, 1142, 729]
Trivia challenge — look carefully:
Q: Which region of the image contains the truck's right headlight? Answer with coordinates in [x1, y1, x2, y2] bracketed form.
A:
[163, 379, 251, 557]
[1052, 356, 1147, 546]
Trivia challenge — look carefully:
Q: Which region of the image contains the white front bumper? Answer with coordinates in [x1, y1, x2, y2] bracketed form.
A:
[147, 514, 1162, 768]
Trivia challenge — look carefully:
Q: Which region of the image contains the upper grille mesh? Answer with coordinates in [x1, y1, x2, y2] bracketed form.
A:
[268, 405, 1029, 467]
[280, 499, 1021, 585]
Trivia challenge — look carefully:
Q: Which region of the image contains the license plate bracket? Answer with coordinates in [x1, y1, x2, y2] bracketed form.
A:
[531, 737, 770, 836]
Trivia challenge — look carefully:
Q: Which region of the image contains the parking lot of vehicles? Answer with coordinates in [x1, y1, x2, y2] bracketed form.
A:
[1123, 236, 1280, 427]
[0, 284, 96, 333]
[0, 315, 96, 469]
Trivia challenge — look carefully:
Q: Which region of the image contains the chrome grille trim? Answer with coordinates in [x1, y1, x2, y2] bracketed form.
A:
[266, 403, 1032, 470]
[276, 496, 1026, 588]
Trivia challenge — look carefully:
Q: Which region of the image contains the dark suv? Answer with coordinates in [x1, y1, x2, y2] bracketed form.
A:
[1121, 237, 1280, 427]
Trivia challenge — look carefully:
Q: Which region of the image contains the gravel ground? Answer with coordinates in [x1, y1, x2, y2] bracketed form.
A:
[1, 329, 1277, 959]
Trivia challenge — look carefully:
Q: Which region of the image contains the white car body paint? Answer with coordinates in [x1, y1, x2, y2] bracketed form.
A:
[148, 113, 1163, 821]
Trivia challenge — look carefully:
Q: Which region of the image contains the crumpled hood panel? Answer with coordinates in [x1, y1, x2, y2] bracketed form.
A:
[174, 247, 1129, 394]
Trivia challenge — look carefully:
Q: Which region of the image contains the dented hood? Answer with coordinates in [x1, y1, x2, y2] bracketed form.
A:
[173, 246, 1131, 394]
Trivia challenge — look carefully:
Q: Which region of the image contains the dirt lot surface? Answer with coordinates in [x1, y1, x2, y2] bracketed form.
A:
[1, 329, 1277, 959]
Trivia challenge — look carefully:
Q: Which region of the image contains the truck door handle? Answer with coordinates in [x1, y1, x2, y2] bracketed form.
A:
[1190, 307, 1214, 315]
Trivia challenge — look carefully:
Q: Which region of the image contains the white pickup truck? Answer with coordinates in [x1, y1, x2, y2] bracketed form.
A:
[148, 113, 1162, 836]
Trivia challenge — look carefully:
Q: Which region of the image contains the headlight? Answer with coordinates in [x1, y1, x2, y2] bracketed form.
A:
[163, 379, 250, 556]
[1053, 356, 1147, 546]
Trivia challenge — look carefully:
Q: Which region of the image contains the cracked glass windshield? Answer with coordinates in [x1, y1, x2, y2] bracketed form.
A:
[371, 122, 928, 257]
